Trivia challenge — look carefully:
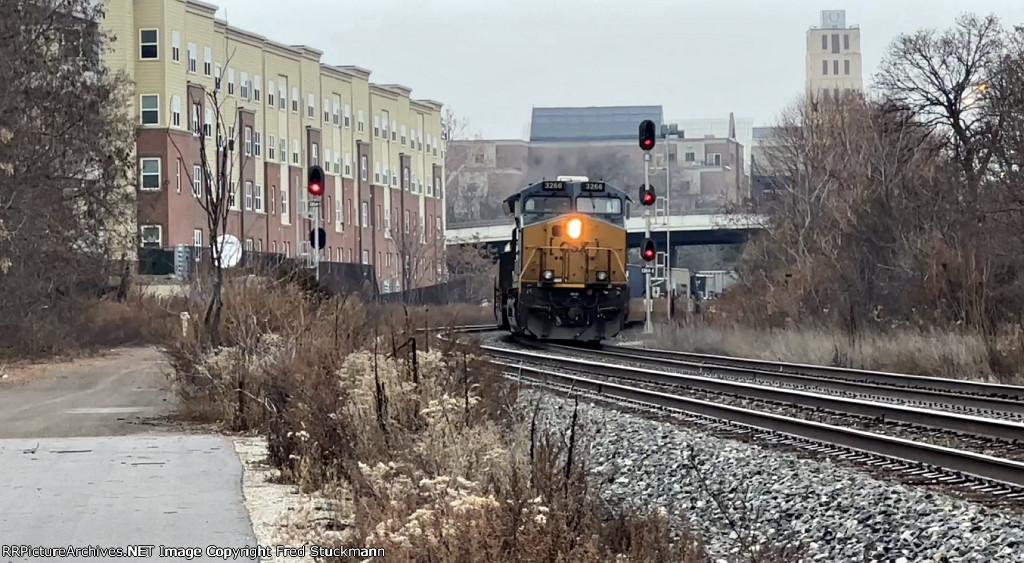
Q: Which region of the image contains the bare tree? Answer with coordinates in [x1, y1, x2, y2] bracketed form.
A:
[875, 13, 1007, 204]
[167, 40, 248, 348]
[0, 0, 135, 357]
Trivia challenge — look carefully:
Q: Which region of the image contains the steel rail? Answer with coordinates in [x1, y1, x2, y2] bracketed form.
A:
[536, 343, 1024, 416]
[492, 360, 1024, 489]
[482, 345, 1024, 441]
[604, 344, 1024, 400]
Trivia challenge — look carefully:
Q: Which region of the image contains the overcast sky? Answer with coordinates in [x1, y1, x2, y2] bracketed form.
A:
[210, 0, 1024, 139]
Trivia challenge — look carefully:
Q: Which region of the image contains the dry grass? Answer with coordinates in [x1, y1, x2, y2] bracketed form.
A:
[0, 289, 181, 361]
[163, 280, 733, 562]
[641, 314, 1024, 384]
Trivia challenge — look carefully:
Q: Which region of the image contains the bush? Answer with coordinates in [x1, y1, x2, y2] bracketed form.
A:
[165, 281, 710, 561]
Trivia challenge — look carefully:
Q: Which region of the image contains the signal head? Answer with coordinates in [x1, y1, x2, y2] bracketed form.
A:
[639, 184, 656, 206]
[308, 165, 325, 197]
[639, 119, 657, 151]
[641, 238, 656, 262]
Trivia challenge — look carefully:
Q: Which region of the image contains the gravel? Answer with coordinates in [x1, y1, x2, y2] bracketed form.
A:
[525, 389, 1024, 563]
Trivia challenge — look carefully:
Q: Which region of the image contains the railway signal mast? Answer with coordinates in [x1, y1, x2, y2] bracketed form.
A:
[639, 119, 657, 334]
[308, 165, 325, 281]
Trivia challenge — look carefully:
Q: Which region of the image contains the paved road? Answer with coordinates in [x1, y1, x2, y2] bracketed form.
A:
[0, 347, 257, 562]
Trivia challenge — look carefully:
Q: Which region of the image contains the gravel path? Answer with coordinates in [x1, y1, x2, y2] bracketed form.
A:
[526, 389, 1024, 563]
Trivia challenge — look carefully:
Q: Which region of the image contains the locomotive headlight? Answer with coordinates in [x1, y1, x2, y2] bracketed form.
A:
[597, 271, 608, 282]
[542, 269, 555, 281]
[566, 217, 582, 240]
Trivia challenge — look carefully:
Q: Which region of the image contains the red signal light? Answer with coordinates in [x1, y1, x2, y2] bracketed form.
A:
[639, 184, 656, 206]
[642, 139, 653, 149]
[641, 238, 656, 262]
[642, 190, 655, 205]
[639, 120, 657, 151]
[308, 165, 325, 197]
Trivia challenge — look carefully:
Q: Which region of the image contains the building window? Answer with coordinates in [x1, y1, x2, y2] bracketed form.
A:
[379, 205, 384, 231]
[833, 60, 839, 75]
[253, 131, 261, 157]
[187, 43, 196, 73]
[334, 154, 341, 174]
[400, 125, 407, 146]
[362, 249, 369, 264]
[361, 201, 368, 227]
[240, 72, 250, 99]
[311, 143, 318, 165]
[204, 108, 212, 138]
[821, 34, 827, 50]
[360, 155, 368, 181]
[214, 64, 222, 90]
[404, 209, 410, 233]
[844, 59, 851, 75]
[325, 196, 332, 223]
[324, 149, 332, 172]
[374, 162, 380, 184]
[139, 29, 158, 59]
[345, 153, 353, 177]
[268, 135, 276, 160]
[171, 31, 180, 62]
[244, 127, 252, 156]
[140, 158, 161, 191]
[706, 153, 721, 166]
[281, 186, 290, 224]
[176, 158, 182, 193]
[403, 168, 410, 190]
[191, 102, 201, 136]
[253, 75, 261, 102]
[307, 93, 315, 118]
[292, 140, 300, 164]
[411, 128, 417, 150]
[357, 110, 365, 132]
[822, 60, 828, 75]
[203, 47, 212, 76]
[343, 102, 350, 127]
[192, 165, 202, 198]
[229, 181, 237, 209]
[279, 83, 286, 110]
[323, 99, 331, 123]
[227, 68, 235, 95]
[291, 87, 299, 113]
[244, 181, 253, 210]
[335, 197, 343, 224]
[844, 34, 850, 50]
[193, 229, 203, 256]
[140, 94, 159, 125]
[268, 80, 275, 107]
[391, 120, 397, 141]
[279, 137, 287, 163]
[831, 33, 840, 54]
[140, 225, 162, 248]
[171, 95, 181, 127]
[269, 185, 276, 214]
[255, 183, 263, 212]
[373, 116, 380, 137]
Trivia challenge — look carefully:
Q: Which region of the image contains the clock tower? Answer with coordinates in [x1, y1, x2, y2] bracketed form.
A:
[805, 9, 863, 101]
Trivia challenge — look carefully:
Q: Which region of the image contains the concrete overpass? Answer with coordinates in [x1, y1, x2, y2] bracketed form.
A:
[445, 213, 769, 250]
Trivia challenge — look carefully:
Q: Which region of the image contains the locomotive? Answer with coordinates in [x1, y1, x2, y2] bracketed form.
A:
[493, 176, 632, 342]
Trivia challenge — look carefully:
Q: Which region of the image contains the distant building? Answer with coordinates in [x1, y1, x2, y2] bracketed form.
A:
[529, 106, 663, 142]
[805, 10, 864, 100]
[447, 107, 749, 226]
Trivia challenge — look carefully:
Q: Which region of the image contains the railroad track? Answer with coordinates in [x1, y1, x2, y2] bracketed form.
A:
[532, 341, 1024, 422]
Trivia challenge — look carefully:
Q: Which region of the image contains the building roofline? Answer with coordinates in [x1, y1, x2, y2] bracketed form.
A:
[369, 83, 401, 100]
[216, 22, 266, 48]
[320, 64, 353, 82]
[378, 84, 413, 97]
[186, 0, 218, 17]
[338, 65, 372, 80]
[532, 105, 663, 111]
[290, 45, 323, 61]
[414, 99, 444, 111]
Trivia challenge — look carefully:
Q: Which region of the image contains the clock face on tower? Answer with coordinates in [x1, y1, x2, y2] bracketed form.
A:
[822, 10, 845, 29]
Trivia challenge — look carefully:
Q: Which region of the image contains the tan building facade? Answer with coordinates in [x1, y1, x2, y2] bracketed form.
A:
[101, 0, 446, 290]
[805, 9, 863, 100]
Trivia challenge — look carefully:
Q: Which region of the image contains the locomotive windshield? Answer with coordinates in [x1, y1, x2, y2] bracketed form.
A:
[576, 196, 622, 215]
[522, 195, 572, 224]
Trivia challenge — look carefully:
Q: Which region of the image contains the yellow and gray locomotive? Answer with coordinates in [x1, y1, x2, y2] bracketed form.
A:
[494, 176, 631, 342]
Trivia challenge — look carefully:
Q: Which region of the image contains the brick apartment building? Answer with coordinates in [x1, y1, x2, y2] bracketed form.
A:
[101, 0, 447, 291]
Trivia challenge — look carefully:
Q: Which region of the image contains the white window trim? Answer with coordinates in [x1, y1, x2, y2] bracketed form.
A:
[139, 157, 161, 191]
[140, 94, 159, 126]
[139, 29, 159, 60]
[203, 46, 212, 76]
[187, 43, 197, 73]
[192, 165, 203, 198]
[254, 183, 264, 212]
[140, 225, 163, 247]
[171, 31, 180, 63]
[281, 186, 290, 225]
